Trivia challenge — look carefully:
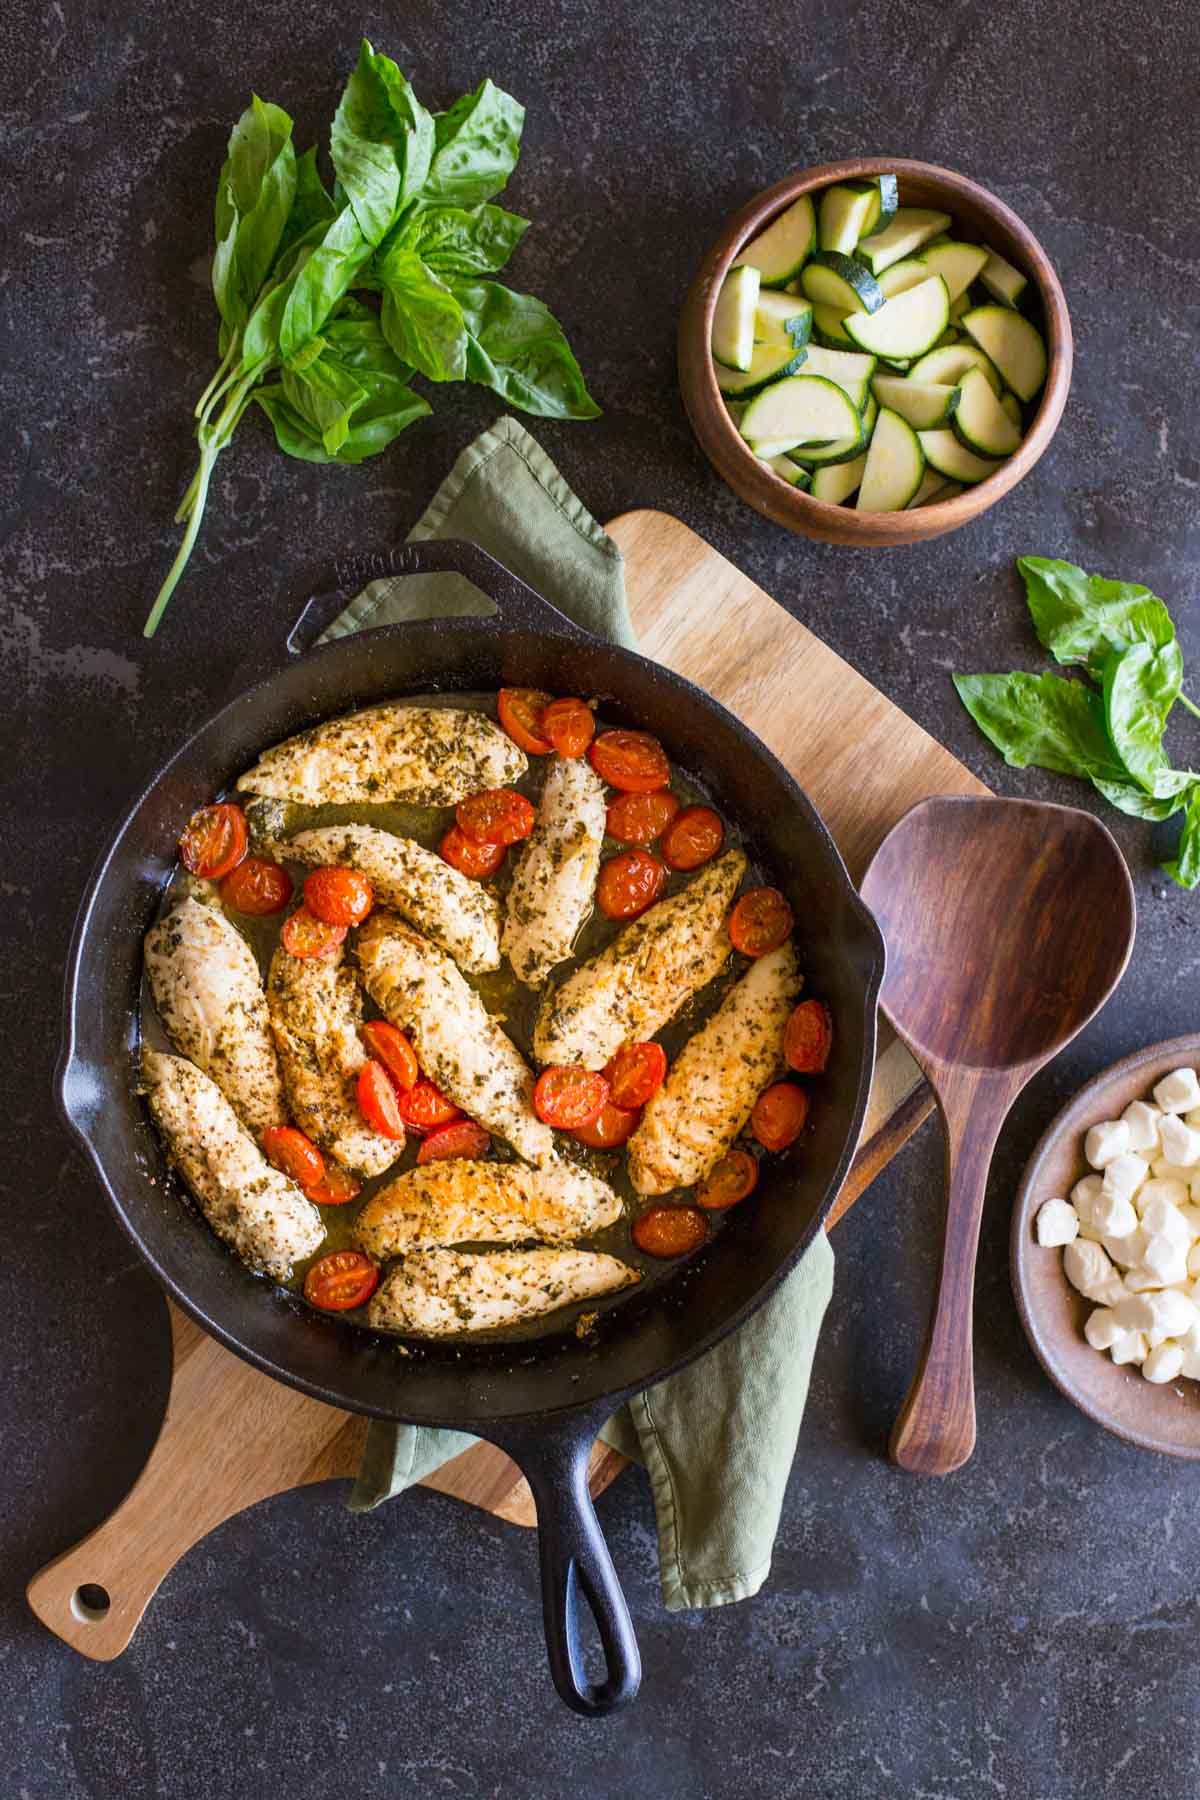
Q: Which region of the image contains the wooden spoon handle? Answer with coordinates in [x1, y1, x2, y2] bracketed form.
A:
[890, 1078, 1013, 1475]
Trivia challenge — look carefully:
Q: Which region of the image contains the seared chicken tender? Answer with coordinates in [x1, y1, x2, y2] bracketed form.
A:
[355, 911, 556, 1166]
[627, 941, 801, 1195]
[282, 824, 501, 974]
[502, 756, 606, 988]
[236, 704, 526, 807]
[266, 941, 402, 1176]
[355, 1159, 622, 1256]
[367, 1247, 638, 1336]
[144, 897, 286, 1140]
[142, 1051, 324, 1280]
[533, 848, 747, 1070]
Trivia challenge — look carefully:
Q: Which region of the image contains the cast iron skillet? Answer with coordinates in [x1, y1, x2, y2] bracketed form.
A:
[57, 539, 884, 1715]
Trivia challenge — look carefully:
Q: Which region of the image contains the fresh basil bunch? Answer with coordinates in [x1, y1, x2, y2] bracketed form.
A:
[145, 41, 599, 636]
[955, 557, 1200, 888]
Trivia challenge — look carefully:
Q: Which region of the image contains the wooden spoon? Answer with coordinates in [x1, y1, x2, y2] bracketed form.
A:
[860, 796, 1135, 1475]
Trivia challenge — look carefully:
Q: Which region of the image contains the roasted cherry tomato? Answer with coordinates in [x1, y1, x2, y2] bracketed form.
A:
[605, 1041, 667, 1110]
[632, 1204, 708, 1259]
[751, 1082, 809, 1152]
[696, 1149, 759, 1210]
[729, 887, 794, 957]
[416, 1119, 492, 1164]
[357, 1060, 407, 1140]
[785, 999, 833, 1074]
[280, 907, 348, 959]
[597, 849, 667, 920]
[498, 687, 553, 754]
[589, 729, 670, 794]
[219, 854, 292, 915]
[533, 1066, 610, 1130]
[572, 1101, 641, 1149]
[262, 1124, 325, 1188]
[440, 824, 507, 879]
[398, 1077, 461, 1133]
[360, 1021, 419, 1093]
[178, 802, 247, 880]
[304, 1163, 362, 1206]
[661, 805, 725, 872]
[541, 696, 595, 758]
[304, 1250, 379, 1312]
[456, 787, 536, 847]
[303, 865, 374, 927]
[605, 789, 679, 844]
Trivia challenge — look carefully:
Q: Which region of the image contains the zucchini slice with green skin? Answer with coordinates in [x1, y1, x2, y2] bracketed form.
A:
[917, 240, 989, 302]
[907, 341, 1002, 396]
[739, 373, 862, 450]
[802, 344, 878, 411]
[857, 407, 925, 511]
[952, 366, 1021, 456]
[711, 265, 760, 371]
[906, 469, 949, 507]
[871, 374, 960, 429]
[811, 303, 858, 348]
[856, 174, 899, 239]
[740, 194, 817, 284]
[917, 428, 1003, 484]
[818, 183, 883, 255]
[845, 276, 949, 359]
[755, 289, 814, 348]
[810, 453, 868, 504]
[979, 248, 1028, 309]
[877, 257, 930, 300]
[760, 453, 812, 489]
[788, 395, 873, 465]
[716, 335, 809, 397]
[1000, 390, 1022, 428]
[855, 208, 951, 275]
[800, 252, 885, 315]
[960, 305, 1047, 402]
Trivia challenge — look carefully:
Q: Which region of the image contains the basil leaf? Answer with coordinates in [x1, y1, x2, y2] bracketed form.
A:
[278, 205, 373, 361]
[331, 39, 435, 246]
[1019, 555, 1176, 673]
[403, 202, 529, 274]
[255, 377, 429, 464]
[1091, 777, 1193, 823]
[449, 279, 600, 418]
[212, 97, 297, 330]
[952, 672, 1128, 782]
[424, 80, 524, 205]
[376, 245, 466, 381]
[1101, 640, 1183, 792]
[282, 350, 368, 455]
[276, 145, 337, 262]
[1165, 786, 1200, 890]
[322, 312, 415, 379]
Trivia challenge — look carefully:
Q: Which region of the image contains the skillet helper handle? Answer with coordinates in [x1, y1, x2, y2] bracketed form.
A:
[484, 1416, 641, 1717]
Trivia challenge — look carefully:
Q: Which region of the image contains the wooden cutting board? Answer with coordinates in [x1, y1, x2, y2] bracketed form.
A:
[29, 509, 987, 1661]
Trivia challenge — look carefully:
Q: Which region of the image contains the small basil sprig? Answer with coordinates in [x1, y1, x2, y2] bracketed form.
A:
[955, 557, 1200, 889]
[144, 39, 598, 637]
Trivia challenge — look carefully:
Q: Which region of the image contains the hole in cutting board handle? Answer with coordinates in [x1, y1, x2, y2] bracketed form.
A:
[70, 1583, 111, 1623]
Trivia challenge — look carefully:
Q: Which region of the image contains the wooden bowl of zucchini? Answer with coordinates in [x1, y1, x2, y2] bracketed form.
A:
[678, 158, 1072, 544]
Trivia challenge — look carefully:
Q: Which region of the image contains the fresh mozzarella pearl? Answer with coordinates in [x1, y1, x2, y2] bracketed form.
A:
[1139, 1194, 1191, 1245]
[1153, 1068, 1200, 1115]
[1063, 1238, 1126, 1305]
[1084, 1120, 1131, 1169]
[1083, 1307, 1120, 1351]
[1089, 1191, 1138, 1238]
[1136, 1176, 1190, 1217]
[1114, 1288, 1197, 1339]
[1103, 1228, 1147, 1270]
[1035, 1198, 1079, 1248]
[1100, 1153, 1149, 1205]
[1187, 1244, 1200, 1280]
[1143, 1342, 1185, 1384]
[1110, 1329, 1148, 1366]
[1160, 1115, 1200, 1168]
[1122, 1099, 1163, 1155]
[1138, 1234, 1190, 1286]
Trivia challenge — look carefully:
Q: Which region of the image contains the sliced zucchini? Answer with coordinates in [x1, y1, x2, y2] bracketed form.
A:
[907, 341, 1002, 396]
[810, 453, 868, 505]
[760, 454, 811, 489]
[918, 241, 989, 303]
[800, 252, 885, 315]
[716, 335, 808, 397]
[931, 328, 958, 349]
[878, 354, 914, 371]
[755, 289, 814, 348]
[740, 194, 817, 284]
[952, 365, 1021, 457]
[1000, 390, 1022, 428]
[961, 305, 1047, 402]
[801, 344, 878, 411]
[917, 429, 1003, 484]
[859, 392, 879, 437]
[845, 276, 949, 359]
[818, 183, 882, 255]
[979, 248, 1028, 309]
[788, 397, 872, 465]
[857, 407, 925, 511]
[855, 208, 951, 276]
[811, 303, 858, 348]
[856, 174, 899, 239]
[738, 373, 862, 451]
[878, 257, 930, 300]
[906, 472, 963, 507]
[711, 265, 760, 371]
[949, 290, 971, 324]
[871, 374, 959, 429]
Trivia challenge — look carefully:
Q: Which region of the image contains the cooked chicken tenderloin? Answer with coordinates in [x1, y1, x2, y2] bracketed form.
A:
[367, 1247, 638, 1335]
[502, 756, 606, 988]
[355, 1159, 622, 1256]
[236, 704, 526, 806]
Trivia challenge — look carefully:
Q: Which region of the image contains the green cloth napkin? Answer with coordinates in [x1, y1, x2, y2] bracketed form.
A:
[337, 415, 835, 1611]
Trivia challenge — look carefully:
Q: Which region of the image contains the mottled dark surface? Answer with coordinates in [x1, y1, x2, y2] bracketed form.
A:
[5, 0, 1200, 1792]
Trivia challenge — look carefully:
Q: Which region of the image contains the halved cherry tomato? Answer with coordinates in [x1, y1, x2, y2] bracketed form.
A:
[262, 1125, 325, 1188]
[572, 1101, 641, 1149]
[304, 1250, 379, 1312]
[398, 1078, 461, 1133]
[533, 1067, 610, 1130]
[597, 849, 667, 920]
[589, 729, 670, 793]
[729, 887, 794, 957]
[456, 788, 536, 847]
[632, 1204, 708, 1259]
[280, 907, 348, 959]
[360, 1021, 419, 1093]
[605, 1041, 667, 1110]
[303, 865, 374, 927]
[696, 1149, 759, 1210]
[605, 789, 679, 845]
[219, 855, 292, 915]
[357, 1060, 407, 1141]
[304, 1163, 362, 1206]
[542, 696, 595, 758]
[751, 1082, 809, 1152]
[440, 824, 507, 880]
[416, 1119, 492, 1164]
[498, 687, 553, 754]
[661, 805, 725, 872]
[178, 802, 247, 880]
[785, 999, 833, 1074]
